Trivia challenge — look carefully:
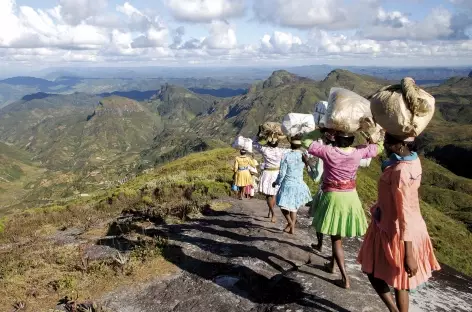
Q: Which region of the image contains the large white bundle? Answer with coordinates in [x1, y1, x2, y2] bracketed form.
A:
[370, 77, 435, 138]
[232, 136, 253, 153]
[281, 113, 316, 137]
[314, 101, 328, 126]
[325, 88, 372, 133]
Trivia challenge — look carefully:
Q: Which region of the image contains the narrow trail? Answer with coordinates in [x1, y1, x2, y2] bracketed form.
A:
[101, 198, 472, 312]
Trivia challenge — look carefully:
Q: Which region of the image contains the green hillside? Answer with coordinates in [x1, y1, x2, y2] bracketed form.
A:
[418, 77, 472, 178]
[0, 148, 470, 310]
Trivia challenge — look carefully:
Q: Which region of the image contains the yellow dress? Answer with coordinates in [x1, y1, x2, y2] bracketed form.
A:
[234, 156, 255, 187]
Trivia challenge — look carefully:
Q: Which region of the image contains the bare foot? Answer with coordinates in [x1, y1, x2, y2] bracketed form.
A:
[288, 226, 295, 235]
[271, 216, 276, 223]
[311, 243, 322, 252]
[283, 224, 291, 233]
[334, 278, 351, 289]
[323, 261, 335, 274]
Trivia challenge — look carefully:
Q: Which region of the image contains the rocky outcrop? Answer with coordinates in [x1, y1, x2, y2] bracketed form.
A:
[89, 96, 144, 119]
[100, 198, 472, 312]
[262, 70, 310, 89]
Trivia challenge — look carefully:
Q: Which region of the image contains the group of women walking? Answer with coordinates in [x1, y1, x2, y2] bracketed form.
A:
[233, 128, 440, 312]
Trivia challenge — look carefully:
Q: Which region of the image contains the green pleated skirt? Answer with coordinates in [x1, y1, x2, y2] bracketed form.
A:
[312, 190, 367, 237]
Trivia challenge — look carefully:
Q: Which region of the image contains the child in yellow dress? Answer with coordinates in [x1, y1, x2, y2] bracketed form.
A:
[233, 149, 256, 200]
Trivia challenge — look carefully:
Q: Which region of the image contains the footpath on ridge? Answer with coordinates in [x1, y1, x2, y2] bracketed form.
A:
[101, 198, 472, 312]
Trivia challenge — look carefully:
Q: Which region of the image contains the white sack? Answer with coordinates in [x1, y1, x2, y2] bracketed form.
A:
[369, 77, 435, 138]
[325, 88, 372, 133]
[232, 136, 253, 153]
[314, 101, 328, 126]
[281, 113, 316, 137]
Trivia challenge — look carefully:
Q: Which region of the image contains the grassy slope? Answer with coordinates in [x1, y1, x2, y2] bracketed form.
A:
[0, 148, 470, 311]
[0, 148, 236, 311]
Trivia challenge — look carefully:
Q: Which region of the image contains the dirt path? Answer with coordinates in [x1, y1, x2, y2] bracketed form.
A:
[101, 198, 472, 312]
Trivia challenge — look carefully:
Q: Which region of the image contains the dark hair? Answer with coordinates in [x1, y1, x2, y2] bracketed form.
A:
[290, 142, 302, 150]
[385, 133, 418, 152]
[267, 141, 279, 148]
[335, 135, 355, 148]
[240, 149, 247, 155]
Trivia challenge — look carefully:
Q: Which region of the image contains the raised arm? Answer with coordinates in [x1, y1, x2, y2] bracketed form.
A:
[301, 129, 322, 149]
[357, 141, 384, 159]
[252, 136, 265, 153]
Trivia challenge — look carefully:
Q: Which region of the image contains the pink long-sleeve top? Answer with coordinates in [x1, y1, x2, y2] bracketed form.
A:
[375, 157, 424, 241]
[307, 141, 381, 192]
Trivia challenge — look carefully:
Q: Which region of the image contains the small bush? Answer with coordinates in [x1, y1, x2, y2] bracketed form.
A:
[141, 195, 153, 206]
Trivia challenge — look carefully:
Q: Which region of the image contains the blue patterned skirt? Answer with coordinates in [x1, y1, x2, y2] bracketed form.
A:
[276, 180, 312, 212]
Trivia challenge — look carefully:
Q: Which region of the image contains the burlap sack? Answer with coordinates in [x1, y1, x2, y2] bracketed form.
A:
[325, 88, 372, 133]
[369, 77, 435, 138]
[258, 122, 285, 143]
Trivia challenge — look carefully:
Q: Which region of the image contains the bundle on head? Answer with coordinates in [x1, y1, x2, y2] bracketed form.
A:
[325, 88, 372, 133]
[258, 122, 285, 144]
[369, 77, 435, 138]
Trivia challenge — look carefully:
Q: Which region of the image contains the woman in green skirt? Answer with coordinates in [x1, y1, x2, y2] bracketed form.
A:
[303, 131, 383, 288]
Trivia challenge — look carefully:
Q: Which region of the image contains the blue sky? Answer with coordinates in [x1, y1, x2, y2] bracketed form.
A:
[1, 0, 471, 70]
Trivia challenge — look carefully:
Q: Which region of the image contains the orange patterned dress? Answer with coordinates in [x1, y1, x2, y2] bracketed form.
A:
[357, 157, 440, 290]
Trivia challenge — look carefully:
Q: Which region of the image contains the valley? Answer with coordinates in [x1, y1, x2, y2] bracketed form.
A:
[0, 68, 471, 310]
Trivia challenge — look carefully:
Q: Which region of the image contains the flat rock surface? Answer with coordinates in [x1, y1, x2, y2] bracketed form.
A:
[101, 198, 472, 312]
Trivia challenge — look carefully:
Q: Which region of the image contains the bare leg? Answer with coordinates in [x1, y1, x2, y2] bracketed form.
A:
[289, 211, 297, 234]
[368, 275, 399, 312]
[238, 188, 243, 200]
[281, 209, 292, 233]
[266, 195, 276, 222]
[331, 235, 350, 288]
[395, 289, 409, 312]
[312, 232, 324, 252]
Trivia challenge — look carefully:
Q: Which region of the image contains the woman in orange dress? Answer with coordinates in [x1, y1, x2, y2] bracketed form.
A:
[357, 133, 440, 312]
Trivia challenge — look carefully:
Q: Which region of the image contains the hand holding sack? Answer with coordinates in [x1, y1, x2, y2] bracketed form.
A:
[232, 136, 253, 153]
[281, 113, 316, 137]
[369, 77, 435, 138]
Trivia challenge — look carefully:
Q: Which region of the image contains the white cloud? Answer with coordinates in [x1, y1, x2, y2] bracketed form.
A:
[202, 21, 237, 49]
[253, 0, 380, 30]
[0, 0, 471, 67]
[361, 7, 454, 41]
[59, 0, 108, 25]
[165, 0, 246, 22]
[261, 31, 303, 54]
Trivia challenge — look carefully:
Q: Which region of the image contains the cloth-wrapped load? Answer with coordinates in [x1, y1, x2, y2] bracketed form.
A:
[314, 101, 328, 126]
[258, 122, 285, 144]
[232, 136, 253, 153]
[369, 77, 435, 138]
[281, 113, 316, 137]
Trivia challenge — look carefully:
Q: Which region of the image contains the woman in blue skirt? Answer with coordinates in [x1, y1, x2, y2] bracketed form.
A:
[272, 137, 312, 234]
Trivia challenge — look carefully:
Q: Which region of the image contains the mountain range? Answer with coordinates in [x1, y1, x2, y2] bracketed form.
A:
[0, 69, 471, 229]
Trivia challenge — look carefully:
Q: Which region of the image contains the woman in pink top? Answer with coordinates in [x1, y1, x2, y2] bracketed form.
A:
[303, 130, 382, 289]
[357, 133, 440, 312]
